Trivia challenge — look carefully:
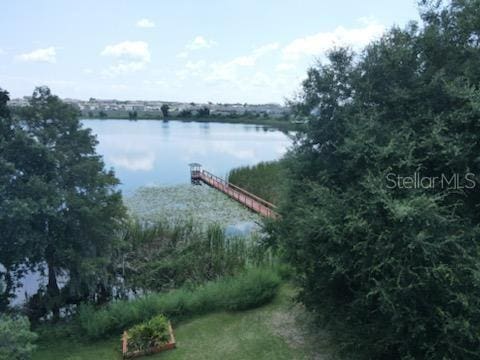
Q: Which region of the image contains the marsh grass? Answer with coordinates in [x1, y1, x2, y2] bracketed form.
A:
[116, 219, 273, 292]
[227, 161, 285, 204]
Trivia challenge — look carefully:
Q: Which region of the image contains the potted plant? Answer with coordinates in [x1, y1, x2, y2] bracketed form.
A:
[122, 315, 176, 358]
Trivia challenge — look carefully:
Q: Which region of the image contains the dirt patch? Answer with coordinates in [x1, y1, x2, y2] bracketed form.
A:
[267, 301, 337, 360]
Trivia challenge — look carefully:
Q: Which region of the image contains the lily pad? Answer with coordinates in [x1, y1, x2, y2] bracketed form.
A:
[124, 184, 261, 231]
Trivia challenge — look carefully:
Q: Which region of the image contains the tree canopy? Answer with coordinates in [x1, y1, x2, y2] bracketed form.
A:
[0, 87, 126, 318]
[275, 1, 480, 358]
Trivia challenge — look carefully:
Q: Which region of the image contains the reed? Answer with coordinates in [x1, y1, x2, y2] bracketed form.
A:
[227, 161, 284, 204]
[117, 219, 273, 292]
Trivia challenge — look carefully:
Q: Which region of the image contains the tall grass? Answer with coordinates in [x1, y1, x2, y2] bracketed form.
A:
[117, 219, 273, 292]
[77, 267, 281, 339]
[227, 161, 284, 204]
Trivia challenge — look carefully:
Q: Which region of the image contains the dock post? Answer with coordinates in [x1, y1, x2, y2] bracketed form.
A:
[189, 163, 202, 185]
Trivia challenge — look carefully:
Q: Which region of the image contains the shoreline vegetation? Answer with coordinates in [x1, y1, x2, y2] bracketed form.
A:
[80, 112, 300, 130]
[227, 161, 285, 205]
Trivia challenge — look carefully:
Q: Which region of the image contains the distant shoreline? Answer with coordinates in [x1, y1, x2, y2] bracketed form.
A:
[81, 115, 299, 130]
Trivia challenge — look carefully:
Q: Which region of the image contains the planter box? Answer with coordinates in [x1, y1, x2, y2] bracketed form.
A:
[122, 321, 176, 359]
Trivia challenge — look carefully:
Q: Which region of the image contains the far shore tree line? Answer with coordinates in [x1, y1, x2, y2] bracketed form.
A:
[82, 105, 284, 121]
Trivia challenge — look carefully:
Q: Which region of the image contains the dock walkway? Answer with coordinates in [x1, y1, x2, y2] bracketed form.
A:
[190, 164, 278, 218]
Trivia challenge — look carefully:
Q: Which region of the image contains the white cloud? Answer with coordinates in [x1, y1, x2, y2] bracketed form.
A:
[177, 36, 217, 58]
[83, 68, 94, 74]
[17, 47, 56, 63]
[101, 41, 151, 77]
[250, 72, 271, 87]
[0, 48, 5, 55]
[186, 36, 217, 50]
[176, 60, 207, 79]
[202, 42, 280, 82]
[101, 41, 150, 62]
[252, 42, 280, 56]
[230, 55, 256, 67]
[136, 18, 156, 28]
[171, 40, 296, 102]
[282, 20, 385, 61]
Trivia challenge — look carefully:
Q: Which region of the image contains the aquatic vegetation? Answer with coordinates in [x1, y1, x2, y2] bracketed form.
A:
[117, 220, 273, 292]
[124, 184, 261, 230]
[227, 160, 285, 204]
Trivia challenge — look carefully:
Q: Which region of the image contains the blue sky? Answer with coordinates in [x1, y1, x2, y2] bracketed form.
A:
[0, 0, 420, 104]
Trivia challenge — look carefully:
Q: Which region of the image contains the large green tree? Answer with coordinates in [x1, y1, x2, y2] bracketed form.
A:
[1, 86, 126, 318]
[276, 1, 480, 359]
[0, 89, 49, 310]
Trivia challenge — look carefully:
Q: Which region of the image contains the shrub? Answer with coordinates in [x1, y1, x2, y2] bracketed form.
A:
[277, 2, 480, 358]
[78, 267, 280, 339]
[0, 315, 37, 360]
[127, 315, 170, 352]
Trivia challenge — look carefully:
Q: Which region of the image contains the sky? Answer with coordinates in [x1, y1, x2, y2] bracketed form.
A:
[0, 0, 420, 104]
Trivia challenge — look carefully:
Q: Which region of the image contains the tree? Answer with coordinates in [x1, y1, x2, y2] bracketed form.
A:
[16, 87, 126, 320]
[275, 1, 480, 358]
[179, 109, 192, 118]
[197, 106, 210, 118]
[98, 110, 108, 119]
[160, 104, 169, 118]
[128, 111, 138, 120]
[0, 88, 49, 310]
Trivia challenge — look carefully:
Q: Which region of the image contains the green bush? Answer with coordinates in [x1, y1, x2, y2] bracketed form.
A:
[276, 2, 480, 359]
[0, 315, 37, 360]
[78, 267, 280, 339]
[127, 315, 170, 352]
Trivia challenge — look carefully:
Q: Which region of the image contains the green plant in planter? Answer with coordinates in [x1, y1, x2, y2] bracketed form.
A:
[127, 315, 170, 352]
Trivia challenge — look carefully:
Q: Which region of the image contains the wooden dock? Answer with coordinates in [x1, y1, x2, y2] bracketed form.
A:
[189, 164, 278, 218]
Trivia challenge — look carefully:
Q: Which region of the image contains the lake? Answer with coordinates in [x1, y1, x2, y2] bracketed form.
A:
[83, 119, 292, 192]
[11, 119, 292, 305]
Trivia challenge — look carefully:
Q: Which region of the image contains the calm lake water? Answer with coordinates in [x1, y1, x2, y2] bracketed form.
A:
[83, 119, 292, 193]
[11, 119, 292, 305]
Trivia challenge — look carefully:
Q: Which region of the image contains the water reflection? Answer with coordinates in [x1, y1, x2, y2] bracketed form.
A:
[83, 119, 292, 193]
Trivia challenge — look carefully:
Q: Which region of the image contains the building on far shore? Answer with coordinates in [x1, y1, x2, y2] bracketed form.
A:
[8, 97, 291, 118]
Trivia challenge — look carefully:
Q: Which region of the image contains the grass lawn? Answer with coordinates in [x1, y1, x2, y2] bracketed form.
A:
[33, 285, 335, 360]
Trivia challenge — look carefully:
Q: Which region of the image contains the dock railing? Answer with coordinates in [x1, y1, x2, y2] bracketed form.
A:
[200, 170, 278, 218]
